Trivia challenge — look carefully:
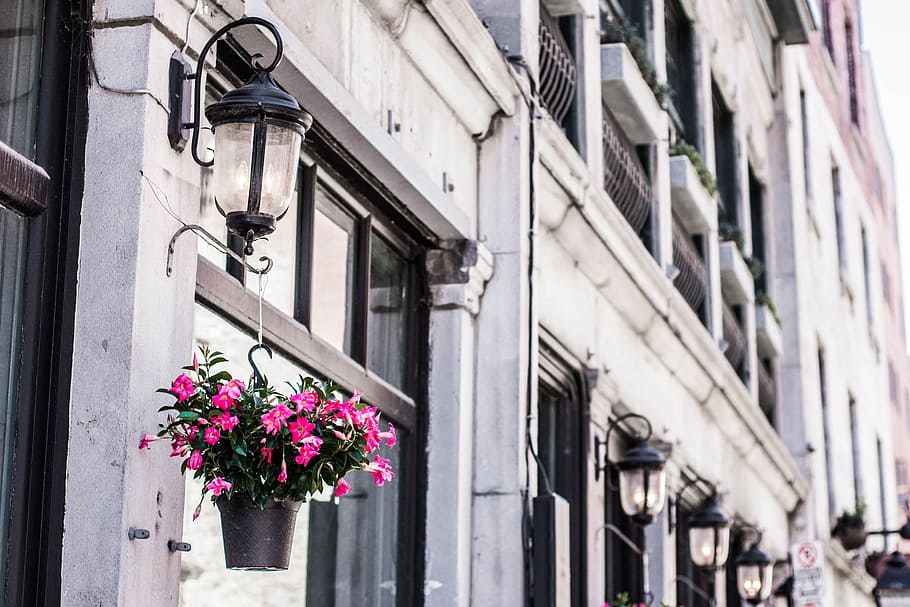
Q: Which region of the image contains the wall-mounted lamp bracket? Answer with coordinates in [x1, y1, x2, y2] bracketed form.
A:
[168, 540, 192, 552]
[128, 527, 150, 540]
[167, 52, 195, 151]
[166, 223, 273, 277]
[594, 412, 654, 482]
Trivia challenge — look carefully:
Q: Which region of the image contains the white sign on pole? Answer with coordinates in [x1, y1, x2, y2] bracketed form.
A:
[790, 540, 825, 607]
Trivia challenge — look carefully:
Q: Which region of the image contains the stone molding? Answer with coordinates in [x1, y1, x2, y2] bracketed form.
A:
[426, 239, 494, 316]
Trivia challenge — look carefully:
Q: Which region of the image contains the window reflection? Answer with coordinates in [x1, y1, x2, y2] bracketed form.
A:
[182, 303, 402, 606]
[310, 185, 356, 354]
[368, 235, 410, 390]
[0, 204, 26, 581]
[0, 1, 44, 157]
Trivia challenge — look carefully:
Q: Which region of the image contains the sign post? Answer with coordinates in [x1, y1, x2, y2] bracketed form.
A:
[791, 541, 825, 606]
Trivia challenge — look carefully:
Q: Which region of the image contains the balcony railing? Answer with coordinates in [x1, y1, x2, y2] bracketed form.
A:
[671, 217, 707, 319]
[722, 302, 746, 376]
[603, 107, 651, 235]
[539, 9, 577, 126]
[757, 361, 777, 425]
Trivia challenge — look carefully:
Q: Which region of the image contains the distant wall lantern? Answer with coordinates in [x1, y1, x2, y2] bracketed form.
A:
[735, 527, 773, 605]
[167, 17, 312, 266]
[594, 413, 667, 604]
[595, 413, 667, 525]
[875, 551, 910, 607]
[688, 495, 731, 571]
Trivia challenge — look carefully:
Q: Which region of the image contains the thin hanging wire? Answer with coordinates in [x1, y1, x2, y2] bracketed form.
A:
[257, 270, 265, 346]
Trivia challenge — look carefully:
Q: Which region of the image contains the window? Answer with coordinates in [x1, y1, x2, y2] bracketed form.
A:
[538, 346, 589, 607]
[665, 0, 697, 145]
[878, 438, 888, 538]
[861, 226, 873, 326]
[831, 165, 846, 270]
[185, 111, 426, 604]
[821, 0, 835, 62]
[818, 348, 836, 522]
[539, 5, 580, 148]
[749, 167, 767, 294]
[845, 19, 859, 126]
[800, 89, 812, 200]
[0, 1, 84, 603]
[713, 83, 738, 227]
[849, 396, 863, 507]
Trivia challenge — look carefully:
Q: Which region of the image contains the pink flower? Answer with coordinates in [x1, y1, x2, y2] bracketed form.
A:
[277, 459, 287, 483]
[186, 426, 198, 440]
[187, 449, 202, 470]
[376, 423, 396, 448]
[261, 404, 293, 435]
[288, 418, 315, 443]
[193, 504, 202, 521]
[295, 436, 323, 466]
[138, 434, 157, 450]
[206, 477, 232, 496]
[290, 390, 320, 413]
[212, 412, 240, 432]
[335, 479, 352, 498]
[203, 427, 221, 445]
[170, 373, 196, 402]
[365, 455, 395, 486]
[227, 378, 246, 394]
[169, 435, 189, 458]
[332, 429, 350, 441]
[260, 447, 273, 463]
[212, 392, 233, 410]
[193, 352, 199, 374]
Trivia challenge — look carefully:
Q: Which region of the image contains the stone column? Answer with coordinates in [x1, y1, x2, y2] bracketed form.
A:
[424, 239, 494, 606]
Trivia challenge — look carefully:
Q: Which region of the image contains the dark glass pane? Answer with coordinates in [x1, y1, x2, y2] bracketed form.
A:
[368, 235, 410, 391]
[311, 185, 356, 354]
[0, 203, 27, 581]
[0, 1, 44, 157]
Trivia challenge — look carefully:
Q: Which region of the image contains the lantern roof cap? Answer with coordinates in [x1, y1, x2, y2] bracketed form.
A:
[206, 72, 312, 132]
[876, 551, 910, 591]
[616, 440, 665, 471]
[689, 496, 730, 529]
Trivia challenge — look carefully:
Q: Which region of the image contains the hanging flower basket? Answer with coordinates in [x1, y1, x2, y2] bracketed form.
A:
[833, 513, 867, 550]
[139, 346, 396, 570]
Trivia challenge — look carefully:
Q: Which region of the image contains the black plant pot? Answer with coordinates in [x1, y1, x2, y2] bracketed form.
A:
[216, 494, 303, 570]
[835, 522, 867, 551]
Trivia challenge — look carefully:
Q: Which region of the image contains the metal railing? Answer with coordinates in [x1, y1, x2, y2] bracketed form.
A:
[603, 107, 651, 235]
[722, 302, 746, 376]
[757, 361, 776, 424]
[539, 8, 577, 126]
[671, 218, 707, 318]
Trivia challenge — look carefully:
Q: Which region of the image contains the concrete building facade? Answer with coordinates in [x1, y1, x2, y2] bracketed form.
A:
[0, 0, 905, 605]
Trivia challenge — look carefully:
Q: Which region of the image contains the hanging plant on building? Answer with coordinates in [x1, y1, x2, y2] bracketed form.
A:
[139, 346, 396, 570]
[832, 498, 867, 551]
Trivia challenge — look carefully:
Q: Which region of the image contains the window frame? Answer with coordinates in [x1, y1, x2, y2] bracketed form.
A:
[538, 341, 590, 607]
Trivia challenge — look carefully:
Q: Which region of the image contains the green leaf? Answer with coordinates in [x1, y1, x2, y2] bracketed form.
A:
[178, 411, 200, 420]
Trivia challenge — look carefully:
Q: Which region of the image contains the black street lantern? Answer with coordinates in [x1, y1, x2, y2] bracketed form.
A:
[875, 551, 910, 607]
[595, 413, 668, 526]
[688, 495, 731, 570]
[736, 530, 773, 604]
[616, 439, 667, 525]
[169, 17, 312, 255]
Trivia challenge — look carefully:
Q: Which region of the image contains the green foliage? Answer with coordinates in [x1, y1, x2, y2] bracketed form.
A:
[841, 497, 867, 525]
[606, 593, 673, 607]
[756, 291, 782, 327]
[745, 256, 765, 281]
[669, 140, 718, 196]
[719, 222, 745, 252]
[601, 20, 670, 107]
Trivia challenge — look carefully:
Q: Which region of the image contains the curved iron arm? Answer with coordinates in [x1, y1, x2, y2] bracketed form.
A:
[674, 575, 714, 605]
[594, 412, 654, 482]
[166, 223, 273, 276]
[738, 524, 764, 549]
[189, 17, 285, 167]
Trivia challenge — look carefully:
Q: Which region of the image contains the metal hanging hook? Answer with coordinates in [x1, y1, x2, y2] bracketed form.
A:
[248, 342, 273, 390]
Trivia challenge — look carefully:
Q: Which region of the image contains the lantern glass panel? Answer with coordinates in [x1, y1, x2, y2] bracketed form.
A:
[260, 124, 302, 217]
[618, 467, 666, 518]
[689, 525, 730, 568]
[213, 121, 255, 216]
[737, 563, 772, 600]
